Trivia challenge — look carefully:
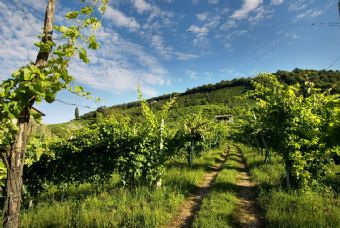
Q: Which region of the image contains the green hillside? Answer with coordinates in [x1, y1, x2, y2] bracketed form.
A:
[81, 68, 340, 120]
[43, 69, 340, 136]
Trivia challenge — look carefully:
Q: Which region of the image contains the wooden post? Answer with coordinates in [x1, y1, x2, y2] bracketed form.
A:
[260, 134, 271, 163]
[2, 1, 55, 227]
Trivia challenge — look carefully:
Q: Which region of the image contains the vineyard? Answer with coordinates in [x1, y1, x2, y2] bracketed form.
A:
[0, 0, 340, 227]
[0, 70, 339, 227]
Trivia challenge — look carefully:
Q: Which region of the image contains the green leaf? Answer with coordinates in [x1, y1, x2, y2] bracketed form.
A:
[12, 70, 21, 78]
[92, 21, 101, 31]
[23, 68, 32, 80]
[74, 85, 84, 94]
[45, 92, 55, 103]
[84, 18, 101, 31]
[59, 26, 68, 33]
[65, 11, 79, 19]
[88, 35, 100, 50]
[79, 48, 89, 64]
[34, 41, 43, 48]
[81, 6, 93, 15]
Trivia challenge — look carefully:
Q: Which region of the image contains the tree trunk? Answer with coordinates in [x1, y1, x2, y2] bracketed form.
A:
[260, 134, 271, 163]
[285, 168, 291, 189]
[284, 159, 292, 189]
[187, 141, 194, 168]
[3, 1, 55, 227]
[187, 150, 193, 168]
[2, 113, 31, 228]
[254, 137, 262, 155]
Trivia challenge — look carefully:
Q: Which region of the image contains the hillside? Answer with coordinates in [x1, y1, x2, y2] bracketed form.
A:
[81, 68, 340, 119]
[43, 69, 340, 136]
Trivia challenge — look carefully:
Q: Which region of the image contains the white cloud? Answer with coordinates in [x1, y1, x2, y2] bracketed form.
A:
[16, 0, 47, 12]
[151, 35, 172, 59]
[71, 30, 168, 97]
[285, 31, 299, 39]
[296, 8, 323, 20]
[220, 20, 237, 31]
[104, 6, 140, 30]
[188, 14, 221, 48]
[288, 0, 312, 11]
[248, 5, 273, 24]
[131, 0, 173, 25]
[230, 0, 263, 20]
[0, 1, 42, 79]
[133, 0, 152, 14]
[187, 25, 209, 47]
[187, 25, 209, 34]
[197, 12, 209, 21]
[185, 70, 198, 80]
[217, 29, 247, 49]
[150, 34, 199, 60]
[271, 0, 284, 5]
[175, 52, 199, 61]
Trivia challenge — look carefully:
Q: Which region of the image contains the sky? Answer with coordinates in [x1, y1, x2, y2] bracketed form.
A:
[0, 0, 340, 124]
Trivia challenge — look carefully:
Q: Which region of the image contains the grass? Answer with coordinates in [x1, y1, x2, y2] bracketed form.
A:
[263, 191, 340, 228]
[21, 187, 183, 227]
[19, 144, 226, 227]
[239, 144, 340, 228]
[192, 145, 239, 228]
[325, 163, 340, 193]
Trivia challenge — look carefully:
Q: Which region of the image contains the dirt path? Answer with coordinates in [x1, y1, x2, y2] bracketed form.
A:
[233, 146, 264, 228]
[166, 146, 230, 228]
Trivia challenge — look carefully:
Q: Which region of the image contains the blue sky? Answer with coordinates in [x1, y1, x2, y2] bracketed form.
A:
[0, 0, 339, 123]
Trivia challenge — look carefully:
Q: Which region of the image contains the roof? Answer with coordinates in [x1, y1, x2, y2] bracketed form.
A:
[31, 107, 46, 116]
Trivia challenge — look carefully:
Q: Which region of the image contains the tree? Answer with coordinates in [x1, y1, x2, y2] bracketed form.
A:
[170, 113, 216, 168]
[116, 89, 176, 188]
[75, 107, 80, 120]
[0, 0, 108, 227]
[247, 73, 339, 189]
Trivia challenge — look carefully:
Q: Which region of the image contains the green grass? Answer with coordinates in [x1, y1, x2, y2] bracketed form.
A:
[263, 191, 340, 228]
[32, 120, 85, 138]
[239, 144, 340, 228]
[21, 187, 183, 228]
[19, 145, 226, 227]
[325, 164, 340, 193]
[192, 145, 239, 228]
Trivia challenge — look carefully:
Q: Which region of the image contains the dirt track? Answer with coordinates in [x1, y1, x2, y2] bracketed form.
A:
[166, 146, 230, 228]
[166, 145, 264, 228]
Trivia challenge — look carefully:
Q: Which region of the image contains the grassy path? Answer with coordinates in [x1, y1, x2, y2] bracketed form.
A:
[191, 144, 263, 228]
[166, 146, 230, 228]
[240, 144, 340, 228]
[233, 145, 263, 227]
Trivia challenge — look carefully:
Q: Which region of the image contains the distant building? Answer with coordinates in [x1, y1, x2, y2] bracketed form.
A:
[215, 114, 233, 123]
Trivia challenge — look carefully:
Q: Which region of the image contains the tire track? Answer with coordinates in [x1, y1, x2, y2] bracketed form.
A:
[166, 146, 230, 228]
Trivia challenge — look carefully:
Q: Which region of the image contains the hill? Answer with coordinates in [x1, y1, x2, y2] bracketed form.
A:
[43, 69, 340, 136]
[79, 68, 340, 119]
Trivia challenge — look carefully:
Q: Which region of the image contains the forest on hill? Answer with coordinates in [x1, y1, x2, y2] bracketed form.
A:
[77, 68, 340, 121]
